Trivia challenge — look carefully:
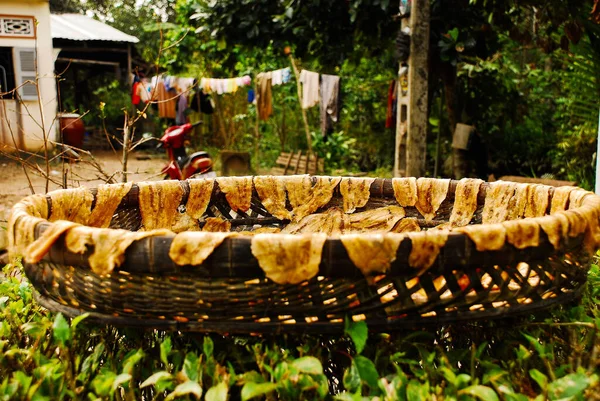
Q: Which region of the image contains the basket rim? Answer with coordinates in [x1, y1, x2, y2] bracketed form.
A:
[10, 176, 600, 280]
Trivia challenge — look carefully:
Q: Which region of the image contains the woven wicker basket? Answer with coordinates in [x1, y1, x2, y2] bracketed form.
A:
[8, 176, 600, 333]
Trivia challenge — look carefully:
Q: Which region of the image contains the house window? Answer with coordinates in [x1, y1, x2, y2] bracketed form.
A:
[0, 47, 16, 97]
[13, 48, 37, 100]
[0, 16, 35, 38]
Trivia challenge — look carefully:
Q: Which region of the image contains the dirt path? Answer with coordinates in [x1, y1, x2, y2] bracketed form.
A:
[0, 150, 166, 219]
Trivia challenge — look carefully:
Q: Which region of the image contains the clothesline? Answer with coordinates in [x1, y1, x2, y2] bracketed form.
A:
[136, 66, 342, 135]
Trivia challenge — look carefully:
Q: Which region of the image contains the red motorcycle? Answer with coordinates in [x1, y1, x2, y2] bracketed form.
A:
[158, 121, 215, 180]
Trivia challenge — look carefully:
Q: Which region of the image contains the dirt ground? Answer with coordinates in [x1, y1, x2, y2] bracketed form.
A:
[0, 150, 167, 221]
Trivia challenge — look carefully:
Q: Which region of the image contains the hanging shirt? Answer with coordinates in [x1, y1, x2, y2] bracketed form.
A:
[256, 72, 273, 121]
[320, 74, 341, 136]
[299, 69, 320, 109]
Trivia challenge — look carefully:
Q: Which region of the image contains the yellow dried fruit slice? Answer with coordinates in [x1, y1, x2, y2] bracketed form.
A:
[88, 182, 133, 228]
[285, 176, 341, 221]
[283, 207, 344, 236]
[559, 210, 587, 238]
[550, 186, 575, 214]
[216, 176, 252, 212]
[339, 177, 375, 213]
[407, 230, 448, 270]
[65, 226, 173, 275]
[186, 179, 214, 219]
[254, 176, 291, 220]
[503, 219, 540, 249]
[251, 233, 327, 284]
[392, 177, 417, 207]
[456, 223, 506, 251]
[8, 194, 48, 258]
[345, 206, 405, 233]
[25, 220, 79, 263]
[524, 185, 550, 218]
[577, 201, 600, 251]
[202, 217, 232, 232]
[482, 181, 516, 224]
[169, 231, 232, 266]
[138, 181, 184, 230]
[341, 233, 404, 277]
[391, 218, 421, 233]
[449, 178, 483, 226]
[534, 215, 565, 250]
[415, 178, 450, 221]
[569, 189, 591, 210]
[49, 187, 93, 224]
[284, 175, 313, 209]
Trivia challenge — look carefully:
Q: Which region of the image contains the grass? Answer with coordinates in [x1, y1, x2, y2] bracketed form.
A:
[1, 259, 600, 400]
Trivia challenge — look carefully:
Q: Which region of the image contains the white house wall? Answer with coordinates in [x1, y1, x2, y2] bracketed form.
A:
[0, 0, 57, 152]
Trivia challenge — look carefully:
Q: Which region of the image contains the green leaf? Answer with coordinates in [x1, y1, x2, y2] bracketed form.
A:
[344, 317, 368, 354]
[112, 373, 132, 391]
[21, 321, 49, 339]
[343, 362, 361, 393]
[205, 382, 228, 401]
[548, 373, 590, 400]
[12, 371, 32, 394]
[241, 382, 278, 401]
[165, 381, 203, 401]
[448, 27, 459, 41]
[91, 369, 117, 397]
[160, 336, 172, 366]
[458, 385, 499, 401]
[529, 369, 548, 391]
[203, 336, 214, 358]
[140, 371, 172, 388]
[183, 352, 200, 382]
[52, 313, 70, 345]
[70, 313, 89, 330]
[291, 356, 323, 375]
[121, 349, 144, 375]
[354, 355, 379, 390]
[334, 392, 362, 401]
[407, 379, 430, 401]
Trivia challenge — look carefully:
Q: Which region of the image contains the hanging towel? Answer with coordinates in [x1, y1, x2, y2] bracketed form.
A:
[320, 74, 341, 136]
[247, 88, 255, 103]
[385, 80, 397, 129]
[271, 69, 283, 86]
[156, 81, 177, 119]
[299, 69, 320, 109]
[256, 72, 273, 120]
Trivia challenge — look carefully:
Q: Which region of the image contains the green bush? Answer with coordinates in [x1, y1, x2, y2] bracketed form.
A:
[2, 261, 600, 400]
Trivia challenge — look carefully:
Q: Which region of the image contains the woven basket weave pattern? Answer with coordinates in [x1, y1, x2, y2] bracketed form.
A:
[10, 177, 599, 333]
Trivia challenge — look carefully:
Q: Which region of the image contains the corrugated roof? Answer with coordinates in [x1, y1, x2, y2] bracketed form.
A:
[51, 14, 139, 43]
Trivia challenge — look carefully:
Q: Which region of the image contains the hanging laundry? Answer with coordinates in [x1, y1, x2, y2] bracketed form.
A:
[282, 67, 291, 84]
[132, 75, 143, 106]
[189, 88, 214, 115]
[200, 75, 252, 95]
[156, 81, 177, 119]
[176, 94, 188, 125]
[247, 88, 255, 103]
[271, 69, 283, 86]
[385, 80, 397, 129]
[320, 74, 341, 136]
[299, 69, 320, 109]
[256, 72, 273, 121]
